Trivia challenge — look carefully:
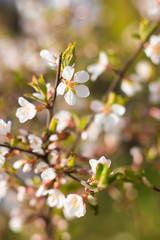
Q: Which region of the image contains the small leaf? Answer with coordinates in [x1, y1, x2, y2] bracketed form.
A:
[108, 172, 123, 185]
[49, 117, 58, 133]
[67, 152, 76, 169]
[96, 163, 110, 189]
[37, 75, 47, 102]
[11, 136, 22, 147]
[62, 42, 76, 70]
[132, 33, 141, 40]
[24, 93, 45, 103]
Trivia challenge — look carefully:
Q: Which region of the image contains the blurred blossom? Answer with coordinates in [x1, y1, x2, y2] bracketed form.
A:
[81, 122, 101, 141]
[135, 60, 153, 80]
[133, 0, 160, 21]
[55, 110, 72, 131]
[149, 79, 160, 103]
[43, 189, 65, 208]
[89, 156, 111, 174]
[87, 52, 109, 81]
[121, 74, 142, 97]
[144, 35, 160, 65]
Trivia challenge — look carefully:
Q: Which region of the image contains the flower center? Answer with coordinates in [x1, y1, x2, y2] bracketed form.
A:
[103, 105, 110, 114]
[152, 45, 160, 54]
[70, 196, 78, 208]
[65, 80, 75, 89]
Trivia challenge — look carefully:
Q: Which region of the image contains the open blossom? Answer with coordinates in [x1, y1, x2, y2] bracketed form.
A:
[90, 100, 126, 131]
[28, 134, 44, 154]
[41, 168, 57, 181]
[63, 194, 86, 219]
[87, 52, 109, 81]
[16, 97, 37, 123]
[40, 49, 58, 68]
[144, 35, 160, 64]
[43, 189, 65, 208]
[34, 162, 49, 174]
[57, 66, 90, 105]
[55, 110, 72, 131]
[149, 79, 160, 103]
[0, 119, 11, 136]
[89, 156, 111, 174]
[121, 74, 142, 97]
[135, 60, 153, 81]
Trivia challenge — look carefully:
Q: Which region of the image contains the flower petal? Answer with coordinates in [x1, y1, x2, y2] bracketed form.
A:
[73, 70, 89, 83]
[111, 104, 126, 116]
[99, 51, 108, 66]
[64, 89, 76, 105]
[62, 66, 74, 81]
[57, 82, 66, 95]
[75, 85, 90, 98]
[90, 100, 103, 112]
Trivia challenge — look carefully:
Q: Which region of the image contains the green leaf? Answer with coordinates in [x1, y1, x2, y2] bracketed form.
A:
[24, 93, 45, 103]
[11, 136, 22, 147]
[72, 113, 80, 128]
[96, 163, 110, 189]
[108, 172, 123, 185]
[123, 168, 141, 184]
[139, 18, 149, 41]
[79, 116, 88, 130]
[62, 42, 76, 70]
[49, 117, 58, 133]
[67, 152, 76, 169]
[37, 75, 47, 102]
[132, 33, 141, 40]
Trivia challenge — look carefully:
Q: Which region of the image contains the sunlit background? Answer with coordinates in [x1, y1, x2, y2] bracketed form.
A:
[0, 0, 160, 239]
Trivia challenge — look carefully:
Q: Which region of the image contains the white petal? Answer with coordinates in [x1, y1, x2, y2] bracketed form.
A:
[90, 100, 103, 112]
[64, 90, 76, 105]
[103, 113, 119, 131]
[98, 156, 111, 168]
[40, 50, 53, 62]
[73, 71, 89, 83]
[18, 97, 29, 107]
[99, 52, 108, 66]
[57, 82, 66, 95]
[94, 112, 105, 125]
[89, 159, 98, 173]
[75, 85, 90, 98]
[32, 93, 44, 100]
[62, 66, 74, 81]
[111, 104, 126, 116]
[87, 64, 98, 73]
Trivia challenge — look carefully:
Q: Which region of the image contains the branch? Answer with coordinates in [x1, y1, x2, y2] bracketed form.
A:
[0, 143, 44, 159]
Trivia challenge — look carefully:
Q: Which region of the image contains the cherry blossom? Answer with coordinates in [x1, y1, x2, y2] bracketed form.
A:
[43, 189, 65, 208]
[135, 60, 152, 81]
[90, 100, 126, 131]
[87, 52, 109, 81]
[40, 50, 58, 68]
[121, 74, 142, 97]
[89, 156, 111, 174]
[57, 66, 90, 105]
[144, 35, 160, 64]
[0, 119, 11, 136]
[55, 110, 72, 131]
[149, 79, 160, 103]
[63, 194, 86, 219]
[28, 134, 44, 154]
[16, 97, 37, 123]
[41, 168, 57, 181]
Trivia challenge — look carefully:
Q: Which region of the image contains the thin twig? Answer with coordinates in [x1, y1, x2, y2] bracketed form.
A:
[0, 143, 44, 159]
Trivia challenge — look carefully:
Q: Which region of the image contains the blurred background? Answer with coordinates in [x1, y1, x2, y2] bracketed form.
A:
[0, 0, 160, 239]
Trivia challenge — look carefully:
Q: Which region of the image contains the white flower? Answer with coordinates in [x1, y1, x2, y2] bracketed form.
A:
[0, 119, 11, 135]
[49, 134, 58, 141]
[17, 186, 27, 202]
[144, 35, 160, 64]
[81, 122, 101, 141]
[90, 100, 126, 131]
[55, 110, 72, 131]
[28, 134, 44, 154]
[36, 185, 46, 197]
[0, 147, 8, 168]
[63, 194, 86, 219]
[89, 156, 111, 174]
[121, 74, 142, 97]
[41, 168, 56, 181]
[87, 52, 109, 81]
[40, 49, 58, 68]
[22, 163, 32, 173]
[34, 162, 49, 174]
[16, 97, 37, 123]
[43, 189, 65, 208]
[149, 79, 160, 103]
[9, 216, 23, 232]
[13, 159, 25, 169]
[135, 60, 152, 80]
[57, 66, 90, 105]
